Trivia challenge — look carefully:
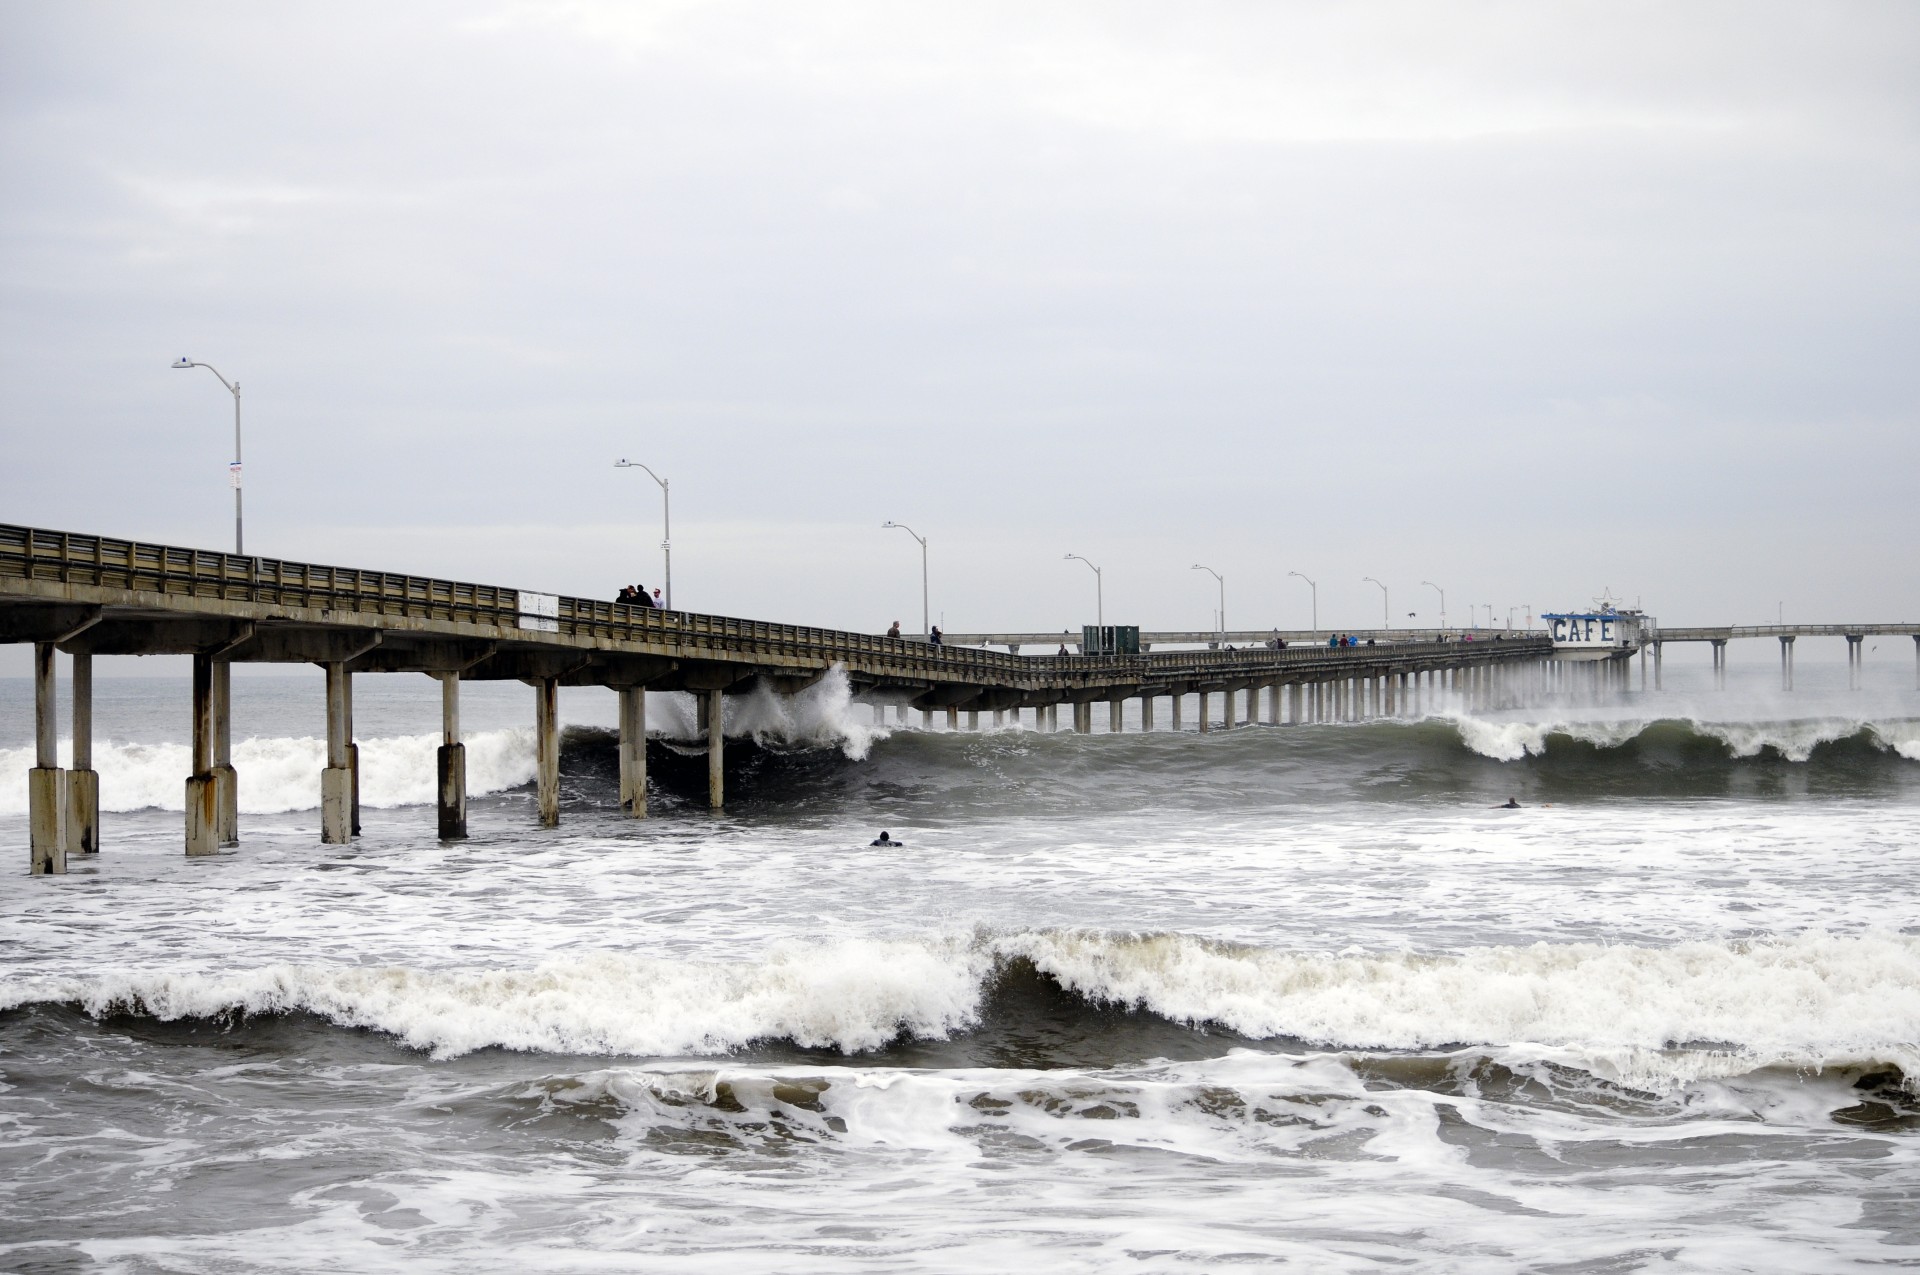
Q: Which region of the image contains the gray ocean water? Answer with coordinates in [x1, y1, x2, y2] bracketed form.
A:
[2, 654, 1918, 1273]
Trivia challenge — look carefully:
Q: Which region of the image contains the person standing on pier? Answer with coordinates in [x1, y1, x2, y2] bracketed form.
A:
[887, 621, 902, 638]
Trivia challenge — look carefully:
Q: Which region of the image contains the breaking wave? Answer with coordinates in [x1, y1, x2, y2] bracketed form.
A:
[1450, 714, 1920, 764]
[0, 668, 893, 815]
[6, 929, 1916, 1090]
[0, 729, 539, 815]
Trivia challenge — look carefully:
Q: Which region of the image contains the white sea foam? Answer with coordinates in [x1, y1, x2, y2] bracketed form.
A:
[1006, 929, 1920, 1082]
[1450, 713, 1920, 763]
[0, 728, 536, 814]
[0, 938, 988, 1059]
[598, 664, 890, 759]
[7, 930, 1915, 1085]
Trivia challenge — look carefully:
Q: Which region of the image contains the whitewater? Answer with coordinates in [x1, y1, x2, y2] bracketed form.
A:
[3, 661, 1919, 1273]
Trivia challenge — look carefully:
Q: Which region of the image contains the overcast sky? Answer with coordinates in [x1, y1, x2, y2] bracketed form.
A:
[3, 1, 1916, 677]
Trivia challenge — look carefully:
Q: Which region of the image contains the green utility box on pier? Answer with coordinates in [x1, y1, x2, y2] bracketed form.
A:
[1082, 625, 1140, 655]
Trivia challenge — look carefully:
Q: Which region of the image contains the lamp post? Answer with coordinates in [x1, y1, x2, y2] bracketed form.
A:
[883, 521, 929, 638]
[1065, 554, 1102, 628]
[172, 357, 243, 554]
[1422, 581, 1446, 629]
[613, 459, 671, 610]
[1191, 564, 1224, 635]
[1363, 577, 1389, 630]
[1289, 571, 1317, 633]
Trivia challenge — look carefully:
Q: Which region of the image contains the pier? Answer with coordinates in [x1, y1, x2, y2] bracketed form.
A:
[1, 524, 1563, 873]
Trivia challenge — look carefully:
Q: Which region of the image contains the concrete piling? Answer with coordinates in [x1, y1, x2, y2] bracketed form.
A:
[321, 662, 353, 845]
[535, 677, 561, 826]
[439, 673, 469, 838]
[345, 668, 361, 837]
[1109, 700, 1123, 733]
[616, 686, 645, 819]
[212, 660, 237, 846]
[65, 650, 97, 857]
[707, 689, 725, 811]
[186, 654, 218, 856]
[1197, 691, 1210, 733]
[29, 642, 64, 875]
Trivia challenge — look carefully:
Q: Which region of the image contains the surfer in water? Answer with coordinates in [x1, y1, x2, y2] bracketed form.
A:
[871, 830, 902, 847]
[1496, 797, 1522, 809]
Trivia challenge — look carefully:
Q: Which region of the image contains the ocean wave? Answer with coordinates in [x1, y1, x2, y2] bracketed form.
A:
[0, 669, 891, 815]
[1450, 714, 1920, 764]
[6, 930, 1916, 1087]
[0, 729, 538, 815]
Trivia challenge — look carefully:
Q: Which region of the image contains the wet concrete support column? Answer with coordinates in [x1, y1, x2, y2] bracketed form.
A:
[1913, 635, 1919, 691]
[1289, 682, 1303, 724]
[321, 663, 352, 844]
[1109, 700, 1124, 733]
[1779, 637, 1794, 692]
[1197, 691, 1211, 733]
[534, 677, 562, 827]
[1046, 704, 1059, 732]
[28, 643, 65, 875]
[1171, 693, 1184, 731]
[66, 651, 97, 858]
[345, 669, 362, 836]
[946, 705, 960, 730]
[703, 690, 725, 809]
[1654, 643, 1664, 690]
[440, 674, 470, 836]
[895, 704, 908, 725]
[186, 654, 218, 856]
[1846, 636, 1863, 690]
[993, 709, 1005, 728]
[212, 661, 237, 847]
[1140, 695, 1155, 732]
[1712, 640, 1728, 691]
[968, 710, 980, 731]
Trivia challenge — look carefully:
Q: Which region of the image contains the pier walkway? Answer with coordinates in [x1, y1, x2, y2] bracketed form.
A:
[3, 522, 1545, 872]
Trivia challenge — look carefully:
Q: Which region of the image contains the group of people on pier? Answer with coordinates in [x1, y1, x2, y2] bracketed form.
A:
[616, 584, 664, 609]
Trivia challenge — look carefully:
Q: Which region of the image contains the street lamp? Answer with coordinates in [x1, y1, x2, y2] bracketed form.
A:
[1064, 554, 1102, 628]
[613, 459, 671, 610]
[1191, 564, 1224, 634]
[172, 357, 243, 554]
[1363, 577, 1389, 630]
[1422, 581, 1446, 629]
[1289, 571, 1317, 633]
[883, 521, 929, 638]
